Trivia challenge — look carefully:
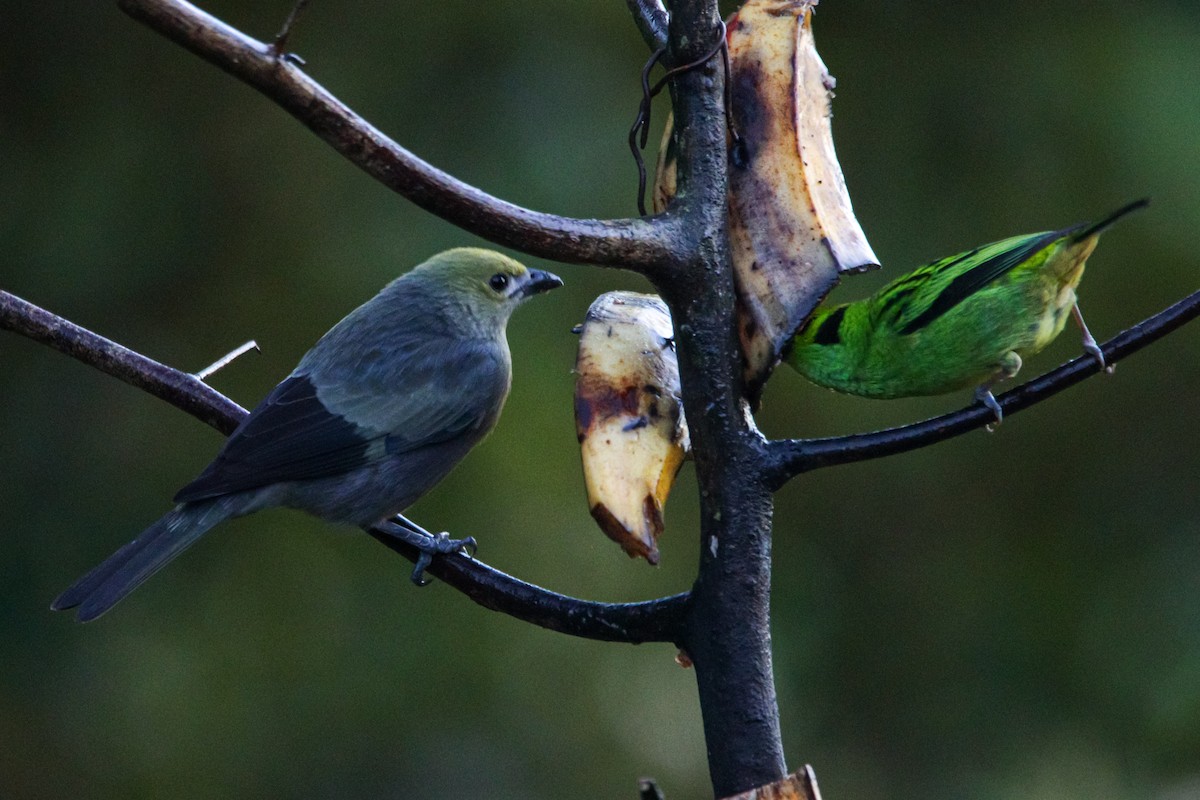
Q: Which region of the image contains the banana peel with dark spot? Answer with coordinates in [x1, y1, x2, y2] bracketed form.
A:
[574, 292, 689, 564]
[655, 0, 878, 401]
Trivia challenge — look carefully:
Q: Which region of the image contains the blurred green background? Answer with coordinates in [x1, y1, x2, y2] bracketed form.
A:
[3, 1, 1199, 798]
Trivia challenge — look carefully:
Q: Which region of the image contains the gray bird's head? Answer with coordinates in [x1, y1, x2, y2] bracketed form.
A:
[406, 248, 563, 333]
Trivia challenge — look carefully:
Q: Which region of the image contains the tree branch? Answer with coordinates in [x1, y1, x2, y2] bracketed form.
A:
[626, 0, 669, 51]
[0, 288, 688, 644]
[762, 287, 1200, 489]
[0, 290, 246, 435]
[654, 1, 788, 795]
[367, 530, 688, 644]
[115, 0, 682, 276]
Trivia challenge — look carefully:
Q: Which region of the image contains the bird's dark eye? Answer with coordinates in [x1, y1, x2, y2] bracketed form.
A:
[489, 273, 510, 292]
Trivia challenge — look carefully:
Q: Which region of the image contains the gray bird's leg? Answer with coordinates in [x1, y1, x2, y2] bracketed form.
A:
[1072, 303, 1112, 373]
[375, 516, 478, 586]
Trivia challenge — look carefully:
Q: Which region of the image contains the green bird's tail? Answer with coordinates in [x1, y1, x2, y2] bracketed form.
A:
[1070, 198, 1150, 244]
[52, 497, 243, 622]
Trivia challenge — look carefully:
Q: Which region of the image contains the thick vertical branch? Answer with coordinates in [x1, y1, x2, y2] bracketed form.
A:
[657, 1, 787, 795]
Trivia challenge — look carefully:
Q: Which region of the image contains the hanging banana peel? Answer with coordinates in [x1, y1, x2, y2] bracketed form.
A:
[574, 292, 689, 564]
[654, 0, 878, 399]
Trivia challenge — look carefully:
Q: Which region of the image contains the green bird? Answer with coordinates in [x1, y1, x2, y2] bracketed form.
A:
[53, 248, 562, 621]
[785, 200, 1147, 422]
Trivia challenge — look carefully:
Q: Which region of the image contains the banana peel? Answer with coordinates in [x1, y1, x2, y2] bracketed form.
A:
[574, 292, 689, 564]
[654, 0, 878, 399]
[731, 0, 879, 395]
[652, 111, 677, 215]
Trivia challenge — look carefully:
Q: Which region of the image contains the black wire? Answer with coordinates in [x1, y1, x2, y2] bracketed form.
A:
[629, 20, 735, 217]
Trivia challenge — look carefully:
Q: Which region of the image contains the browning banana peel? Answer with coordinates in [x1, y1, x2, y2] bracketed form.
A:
[653, 1, 878, 400]
[728, 0, 879, 397]
[574, 292, 689, 564]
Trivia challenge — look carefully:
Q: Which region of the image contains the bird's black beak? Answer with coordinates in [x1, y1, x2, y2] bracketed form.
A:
[521, 269, 564, 298]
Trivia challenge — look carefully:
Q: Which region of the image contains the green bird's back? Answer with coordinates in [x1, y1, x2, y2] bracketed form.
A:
[785, 200, 1147, 406]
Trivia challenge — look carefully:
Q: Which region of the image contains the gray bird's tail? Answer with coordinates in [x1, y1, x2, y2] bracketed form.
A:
[52, 498, 241, 622]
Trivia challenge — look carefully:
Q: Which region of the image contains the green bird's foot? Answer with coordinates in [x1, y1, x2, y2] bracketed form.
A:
[1081, 337, 1114, 374]
[974, 386, 1003, 431]
[376, 517, 478, 587]
[1072, 303, 1113, 374]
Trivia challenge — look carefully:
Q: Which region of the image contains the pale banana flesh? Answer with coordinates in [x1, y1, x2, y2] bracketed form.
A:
[574, 292, 689, 564]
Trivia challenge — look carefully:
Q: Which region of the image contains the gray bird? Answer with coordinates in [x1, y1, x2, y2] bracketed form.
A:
[53, 248, 563, 621]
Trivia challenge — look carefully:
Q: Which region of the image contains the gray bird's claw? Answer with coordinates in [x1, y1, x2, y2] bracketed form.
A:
[410, 552, 435, 587]
[375, 519, 478, 586]
[408, 533, 477, 585]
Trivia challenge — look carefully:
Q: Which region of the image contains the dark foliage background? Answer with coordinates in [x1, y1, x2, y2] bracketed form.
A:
[2, 1, 1199, 798]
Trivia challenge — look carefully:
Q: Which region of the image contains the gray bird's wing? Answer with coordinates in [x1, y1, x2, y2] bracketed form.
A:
[173, 338, 508, 503]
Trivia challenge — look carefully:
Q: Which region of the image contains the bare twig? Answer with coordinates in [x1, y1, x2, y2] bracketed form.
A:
[0, 290, 246, 434]
[762, 288, 1200, 489]
[116, 0, 681, 276]
[269, 0, 309, 58]
[194, 340, 259, 381]
[0, 289, 688, 644]
[626, 0, 669, 51]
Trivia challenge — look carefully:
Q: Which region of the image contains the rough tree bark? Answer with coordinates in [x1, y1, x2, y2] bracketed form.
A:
[4, 1, 1200, 797]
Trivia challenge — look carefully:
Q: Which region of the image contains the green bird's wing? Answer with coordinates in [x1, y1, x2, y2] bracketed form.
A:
[173, 338, 507, 503]
[871, 229, 1064, 336]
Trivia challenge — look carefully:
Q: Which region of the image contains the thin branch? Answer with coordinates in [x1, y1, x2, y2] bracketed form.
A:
[116, 0, 682, 276]
[763, 288, 1200, 489]
[368, 530, 688, 644]
[626, 0, 669, 51]
[1, 289, 688, 644]
[0, 290, 245, 435]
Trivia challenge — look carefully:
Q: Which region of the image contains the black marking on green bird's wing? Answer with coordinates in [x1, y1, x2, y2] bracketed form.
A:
[897, 231, 1062, 335]
[873, 278, 922, 327]
[813, 306, 847, 345]
[872, 248, 977, 327]
[173, 374, 376, 502]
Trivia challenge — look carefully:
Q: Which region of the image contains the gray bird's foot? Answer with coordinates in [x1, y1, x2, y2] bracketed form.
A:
[376, 517, 478, 587]
[974, 386, 1003, 432]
